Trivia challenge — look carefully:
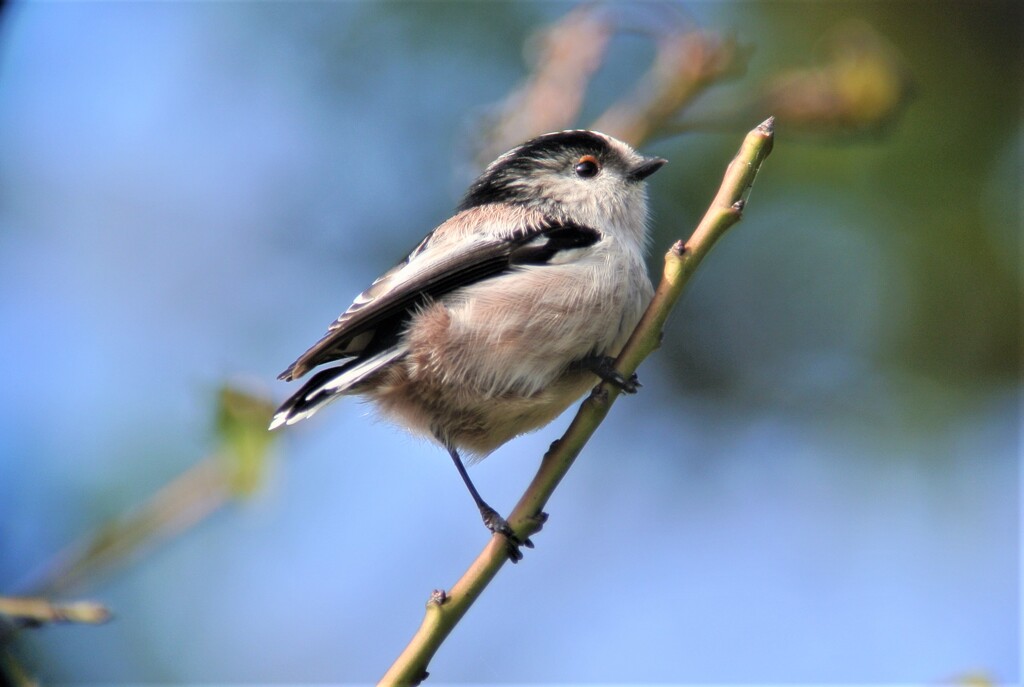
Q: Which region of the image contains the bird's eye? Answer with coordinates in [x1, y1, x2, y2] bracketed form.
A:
[574, 155, 601, 179]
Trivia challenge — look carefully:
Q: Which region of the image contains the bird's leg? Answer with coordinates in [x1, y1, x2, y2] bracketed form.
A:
[579, 355, 641, 394]
[445, 445, 533, 563]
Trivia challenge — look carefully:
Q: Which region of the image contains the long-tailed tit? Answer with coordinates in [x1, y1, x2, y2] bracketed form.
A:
[271, 130, 665, 560]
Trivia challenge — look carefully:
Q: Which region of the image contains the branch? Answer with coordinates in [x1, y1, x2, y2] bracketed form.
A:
[0, 597, 111, 628]
[0, 595, 111, 678]
[379, 116, 775, 686]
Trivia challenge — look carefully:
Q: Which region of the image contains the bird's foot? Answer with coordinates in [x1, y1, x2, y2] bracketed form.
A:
[587, 355, 641, 394]
[479, 506, 548, 563]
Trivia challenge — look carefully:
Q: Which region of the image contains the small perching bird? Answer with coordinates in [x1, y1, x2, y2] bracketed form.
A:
[271, 130, 665, 560]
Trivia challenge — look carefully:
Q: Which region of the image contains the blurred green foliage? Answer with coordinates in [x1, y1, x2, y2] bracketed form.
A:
[652, 2, 1020, 410]
[215, 385, 277, 496]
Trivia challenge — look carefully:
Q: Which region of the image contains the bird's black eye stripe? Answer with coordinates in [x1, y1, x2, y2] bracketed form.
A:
[574, 155, 600, 178]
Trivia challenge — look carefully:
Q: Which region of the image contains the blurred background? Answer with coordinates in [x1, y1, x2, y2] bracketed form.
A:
[0, 1, 1019, 683]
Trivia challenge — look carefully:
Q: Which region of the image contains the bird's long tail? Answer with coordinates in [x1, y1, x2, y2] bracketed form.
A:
[268, 347, 406, 430]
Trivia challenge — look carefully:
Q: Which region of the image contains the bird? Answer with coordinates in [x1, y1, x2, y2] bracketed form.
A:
[270, 130, 665, 560]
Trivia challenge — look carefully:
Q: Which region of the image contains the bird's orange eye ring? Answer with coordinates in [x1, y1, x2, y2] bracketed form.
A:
[574, 155, 601, 178]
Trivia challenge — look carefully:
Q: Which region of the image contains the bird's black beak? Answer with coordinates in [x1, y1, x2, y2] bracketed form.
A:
[628, 156, 667, 182]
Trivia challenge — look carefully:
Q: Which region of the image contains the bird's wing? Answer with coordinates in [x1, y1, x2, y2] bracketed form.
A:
[278, 207, 601, 381]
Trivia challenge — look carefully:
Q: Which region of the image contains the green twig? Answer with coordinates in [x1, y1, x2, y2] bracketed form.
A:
[379, 116, 775, 686]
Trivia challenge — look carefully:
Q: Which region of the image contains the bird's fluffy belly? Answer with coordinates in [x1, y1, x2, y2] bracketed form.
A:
[365, 265, 629, 457]
[369, 361, 595, 458]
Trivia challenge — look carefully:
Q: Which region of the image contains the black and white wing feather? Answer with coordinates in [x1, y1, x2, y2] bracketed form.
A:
[277, 208, 600, 382]
[270, 206, 600, 430]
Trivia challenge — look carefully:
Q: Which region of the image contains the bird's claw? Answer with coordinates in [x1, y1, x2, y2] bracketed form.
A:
[480, 507, 549, 563]
[588, 356, 641, 394]
[610, 371, 641, 394]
